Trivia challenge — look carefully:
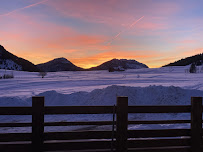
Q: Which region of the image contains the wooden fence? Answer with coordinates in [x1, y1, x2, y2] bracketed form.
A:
[0, 96, 202, 152]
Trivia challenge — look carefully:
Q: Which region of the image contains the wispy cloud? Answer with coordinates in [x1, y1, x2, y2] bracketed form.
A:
[0, 0, 49, 17]
[106, 16, 144, 45]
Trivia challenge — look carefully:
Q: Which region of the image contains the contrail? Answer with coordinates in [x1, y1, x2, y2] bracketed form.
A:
[129, 16, 144, 28]
[106, 16, 144, 45]
[0, 0, 49, 17]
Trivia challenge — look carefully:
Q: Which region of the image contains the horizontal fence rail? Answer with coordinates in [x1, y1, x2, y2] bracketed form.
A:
[45, 106, 115, 114]
[128, 105, 191, 113]
[0, 107, 32, 115]
[0, 96, 202, 152]
[0, 120, 194, 127]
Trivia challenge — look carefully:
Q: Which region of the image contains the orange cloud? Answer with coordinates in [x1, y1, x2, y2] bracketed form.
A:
[182, 48, 203, 57]
[70, 50, 160, 68]
[0, 12, 109, 63]
[145, 57, 180, 68]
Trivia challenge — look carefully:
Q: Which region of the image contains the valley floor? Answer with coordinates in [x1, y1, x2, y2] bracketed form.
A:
[0, 66, 203, 98]
[0, 66, 202, 132]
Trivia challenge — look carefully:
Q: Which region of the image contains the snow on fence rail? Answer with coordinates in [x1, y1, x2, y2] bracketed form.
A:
[0, 97, 202, 152]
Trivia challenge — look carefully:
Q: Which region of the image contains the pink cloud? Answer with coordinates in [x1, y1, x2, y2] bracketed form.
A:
[0, 0, 184, 68]
[0, 0, 49, 17]
[0, 12, 110, 64]
[135, 21, 168, 31]
[45, 0, 179, 28]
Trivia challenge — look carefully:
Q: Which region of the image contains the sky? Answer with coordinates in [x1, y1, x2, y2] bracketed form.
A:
[0, 0, 203, 68]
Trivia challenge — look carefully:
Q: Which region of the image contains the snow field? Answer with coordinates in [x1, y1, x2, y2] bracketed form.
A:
[0, 66, 202, 132]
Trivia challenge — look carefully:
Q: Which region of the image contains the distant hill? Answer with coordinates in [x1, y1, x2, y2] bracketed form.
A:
[37, 57, 83, 72]
[163, 53, 203, 67]
[0, 45, 39, 72]
[88, 59, 148, 71]
[0, 45, 149, 72]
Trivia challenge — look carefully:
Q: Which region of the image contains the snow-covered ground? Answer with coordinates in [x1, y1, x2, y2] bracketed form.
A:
[0, 66, 202, 132]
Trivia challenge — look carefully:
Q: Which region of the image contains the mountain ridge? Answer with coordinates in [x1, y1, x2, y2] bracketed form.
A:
[0, 44, 149, 72]
[163, 53, 203, 67]
[88, 58, 149, 70]
[0, 45, 39, 72]
[37, 57, 83, 72]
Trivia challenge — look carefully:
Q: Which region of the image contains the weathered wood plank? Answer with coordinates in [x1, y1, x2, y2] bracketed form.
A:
[0, 143, 32, 152]
[0, 133, 31, 142]
[128, 138, 190, 148]
[0, 123, 32, 127]
[191, 97, 202, 152]
[128, 105, 191, 113]
[44, 106, 115, 114]
[32, 96, 44, 152]
[44, 130, 113, 141]
[0, 119, 192, 128]
[0, 105, 192, 115]
[0, 107, 32, 115]
[43, 140, 112, 151]
[116, 97, 128, 152]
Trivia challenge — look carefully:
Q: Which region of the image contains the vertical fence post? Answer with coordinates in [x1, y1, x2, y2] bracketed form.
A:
[191, 97, 202, 152]
[116, 96, 128, 152]
[32, 96, 44, 152]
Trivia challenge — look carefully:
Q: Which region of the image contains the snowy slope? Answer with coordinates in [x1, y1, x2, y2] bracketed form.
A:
[0, 45, 39, 71]
[0, 59, 22, 70]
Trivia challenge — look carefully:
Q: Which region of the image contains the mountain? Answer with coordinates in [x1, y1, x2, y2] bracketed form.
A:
[163, 53, 203, 67]
[0, 45, 39, 72]
[37, 58, 83, 72]
[88, 59, 148, 70]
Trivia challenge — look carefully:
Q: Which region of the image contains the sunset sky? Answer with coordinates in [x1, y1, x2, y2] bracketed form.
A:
[0, 0, 203, 68]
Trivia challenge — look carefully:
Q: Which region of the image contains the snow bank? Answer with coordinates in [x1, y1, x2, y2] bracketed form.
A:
[0, 97, 29, 106]
[1, 85, 203, 106]
[0, 85, 202, 132]
[33, 85, 203, 106]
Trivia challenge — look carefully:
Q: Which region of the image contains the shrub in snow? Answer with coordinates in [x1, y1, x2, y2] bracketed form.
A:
[39, 71, 47, 78]
[2, 73, 14, 79]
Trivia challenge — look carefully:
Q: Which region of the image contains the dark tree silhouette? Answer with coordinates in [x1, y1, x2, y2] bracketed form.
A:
[189, 63, 196, 73]
[164, 53, 203, 67]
